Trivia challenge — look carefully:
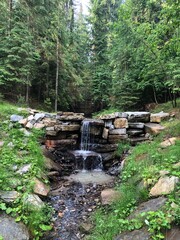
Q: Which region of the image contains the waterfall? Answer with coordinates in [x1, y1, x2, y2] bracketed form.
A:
[80, 120, 91, 151]
[71, 119, 103, 171]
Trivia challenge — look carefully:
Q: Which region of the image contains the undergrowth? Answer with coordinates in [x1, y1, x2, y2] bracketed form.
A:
[88, 100, 180, 240]
[0, 101, 52, 239]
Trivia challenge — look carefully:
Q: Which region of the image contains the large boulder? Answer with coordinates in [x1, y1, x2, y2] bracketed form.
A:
[150, 176, 179, 196]
[0, 213, 30, 240]
[128, 197, 167, 219]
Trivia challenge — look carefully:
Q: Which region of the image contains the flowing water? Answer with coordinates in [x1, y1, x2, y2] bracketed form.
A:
[46, 119, 114, 240]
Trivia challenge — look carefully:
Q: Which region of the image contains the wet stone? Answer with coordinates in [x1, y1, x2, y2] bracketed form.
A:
[45, 180, 115, 240]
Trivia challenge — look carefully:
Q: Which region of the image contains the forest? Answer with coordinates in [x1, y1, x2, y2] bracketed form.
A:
[0, 0, 179, 113]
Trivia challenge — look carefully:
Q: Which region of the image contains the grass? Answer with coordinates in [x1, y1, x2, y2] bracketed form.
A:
[0, 101, 52, 239]
[88, 99, 180, 240]
[151, 98, 180, 114]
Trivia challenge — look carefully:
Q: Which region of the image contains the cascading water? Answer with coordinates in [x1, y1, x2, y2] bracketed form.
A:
[80, 120, 91, 151]
[71, 119, 103, 171]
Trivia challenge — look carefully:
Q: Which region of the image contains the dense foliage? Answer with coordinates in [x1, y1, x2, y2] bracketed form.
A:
[0, 102, 52, 239]
[0, 0, 89, 111]
[0, 0, 179, 111]
[90, 0, 179, 110]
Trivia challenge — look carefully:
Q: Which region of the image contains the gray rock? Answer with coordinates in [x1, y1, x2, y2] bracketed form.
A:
[46, 126, 55, 131]
[125, 112, 150, 123]
[16, 164, 32, 175]
[128, 122, 144, 129]
[104, 120, 114, 128]
[10, 114, 23, 122]
[55, 124, 80, 132]
[83, 118, 104, 126]
[99, 112, 127, 120]
[101, 152, 115, 162]
[108, 134, 128, 143]
[44, 157, 62, 171]
[129, 136, 150, 146]
[127, 129, 144, 136]
[23, 194, 44, 208]
[91, 144, 118, 153]
[128, 197, 167, 219]
[0, 190, 20, 203]
[109, 128, 127, 135]
[34, 113, 45, 122]
[0, 213, 30, 240]
[115, 228, 151, 240]
[27, 115, 34, 121]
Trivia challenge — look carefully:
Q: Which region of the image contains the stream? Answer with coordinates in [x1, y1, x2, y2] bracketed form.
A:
[44, 119, 118, 239]
[45, 172, 115, 240]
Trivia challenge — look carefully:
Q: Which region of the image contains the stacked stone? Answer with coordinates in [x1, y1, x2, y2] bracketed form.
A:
[99, 112, 128, 144]
[98, 111, 169, 146]
[12, 111, 85, 151]
[99, 112, 149, 145]
[45, 112, 85, 150]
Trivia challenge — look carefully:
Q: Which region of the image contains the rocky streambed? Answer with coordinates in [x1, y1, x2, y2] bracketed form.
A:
[44, 171, 115, 240]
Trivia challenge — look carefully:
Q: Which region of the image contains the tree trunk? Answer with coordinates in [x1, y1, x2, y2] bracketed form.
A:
[153, 85, 158, 104]
[26, 75, 29, 105]
[55, 37, 59, 112]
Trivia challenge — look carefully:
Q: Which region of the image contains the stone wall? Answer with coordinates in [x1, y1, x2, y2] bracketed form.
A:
[14, 109, 169, 169]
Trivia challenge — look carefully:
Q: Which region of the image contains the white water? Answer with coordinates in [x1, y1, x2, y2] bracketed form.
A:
[71, 120, 103, 171]
[80, 120, 91, 151]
